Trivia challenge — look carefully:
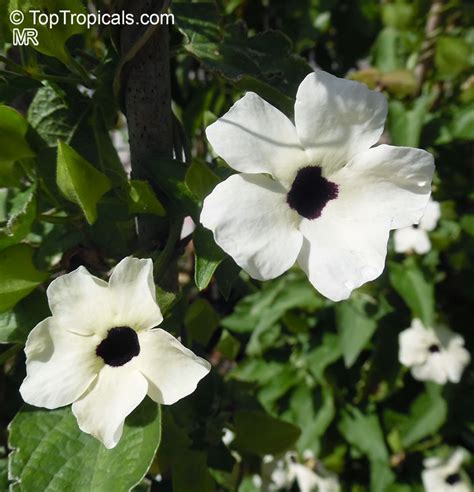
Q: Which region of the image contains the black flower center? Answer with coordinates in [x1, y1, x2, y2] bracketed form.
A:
[286, 166, 339, 220]
[96, 326, 140, 367]
[445, 473, 461, 485]
[428, 344, 441, 353]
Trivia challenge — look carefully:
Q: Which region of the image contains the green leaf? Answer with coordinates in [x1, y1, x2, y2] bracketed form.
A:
[8, 0, 87, 64]
[399, 384, 447, 448]
[451, 104, 474, 141]
[285, 385, 335, 455]
[215, 330, 241, 360]
[148, 159, 199, 218]
[372, 28, 404, 72]
[339, 408, 389, 462]
[173, 2, 311, 98]
[234, 410, 301, 455]
[185, 160, 220, 201]
[56, 141, 112, 224]
[0, 456, 7, 491]
[336, 298, 378, 368]
[0, 186, 36, 250]
[8, 399, 161, 492]
[381, 3, 415, 29]
[0, 290, 49, 344]
[388, 97, 429, 147]
[435, 36, 471, 79]
[27, 84, 85, 147]
[193, 225, 226, 290]
[0, 105, 35, 163]
[307, 333, 342, 382]
[172, 450, 216, 492]
[128, 180, 165, 216]
[184, 298, 220, 345]
[222, 273, 322, 334]
[0, 244, 48, 313]
[371, 460, 395, 492]
[389, 259, 434, 326]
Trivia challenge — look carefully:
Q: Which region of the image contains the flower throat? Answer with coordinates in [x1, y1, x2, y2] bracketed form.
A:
[287, 166, 338, 219]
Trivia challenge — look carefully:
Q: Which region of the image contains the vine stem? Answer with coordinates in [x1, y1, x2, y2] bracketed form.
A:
[121, 0, 174, 248]
[415, 0, 444, 91]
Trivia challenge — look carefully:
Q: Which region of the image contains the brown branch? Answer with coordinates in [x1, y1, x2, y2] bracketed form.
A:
[120, 0, 173, 247]
[415, 0, 444, 91]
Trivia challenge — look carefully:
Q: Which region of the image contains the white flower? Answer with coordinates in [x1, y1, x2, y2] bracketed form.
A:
[422, 448, 471, 491]
[222, 427, 235, 446]
[20, 257, 211, 449]
[201, 70, 434, 301]
[394, 198, 441, 254]
[261, 452, 340, 492]
[399, 319, 470, 385]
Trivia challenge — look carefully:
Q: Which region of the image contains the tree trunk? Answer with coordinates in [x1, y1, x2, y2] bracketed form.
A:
[121, 0, 173, 247]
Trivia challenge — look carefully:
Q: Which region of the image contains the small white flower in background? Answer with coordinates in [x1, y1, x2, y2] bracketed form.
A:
[222, 427, 235, 446]
[201, 69, 434, 301]
[20, 257, 210, 449]
[399, 319, 470, 385]
[422, 448, 471, 491]
[394, 198, 441, 254]
[261, 451, 340, 492]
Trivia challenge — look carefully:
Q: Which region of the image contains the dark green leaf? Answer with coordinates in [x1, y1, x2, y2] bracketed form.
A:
[8, 399, 161, 492]
[185, 159, 220, 201]
[339, 408, 389, 462]
[56, 141, 112, 224]
[193, 225, 226, 290]
[389, 259, 434, 326]
[336, 298, 378, 368]
[234, 410, 301, 455]
[0, 244, 48, 313]
[399, 384, 447, 448]
[184, 298, 220, 345]
[8, 0, 87, 64]
[128, 180, 165, 216]
[0, 105, 35, 163]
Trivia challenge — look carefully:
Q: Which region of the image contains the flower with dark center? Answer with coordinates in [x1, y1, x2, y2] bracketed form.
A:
[20, 257, 211, 449]
[422, 448, 470, 491]
[394, 198, 441, 255]
[399, 319, 470, 385]
[201, 69, 434, 301]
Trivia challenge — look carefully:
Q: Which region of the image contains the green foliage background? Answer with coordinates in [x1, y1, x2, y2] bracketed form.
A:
[0, 0, 473, 490]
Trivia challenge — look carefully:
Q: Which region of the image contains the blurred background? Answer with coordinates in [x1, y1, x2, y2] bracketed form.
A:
[0, 0, 473, 490]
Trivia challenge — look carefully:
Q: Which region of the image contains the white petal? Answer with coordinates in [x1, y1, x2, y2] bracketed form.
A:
[331, 145, 435, 230]
[295, 71, 388, 174]
[136, 329, 210, 405]
[72, 365, 148, 449]
[442, 344, 470, 384]
[206, 92, 308, 185]
[292, 464, 319, 492]
[201, 174, 303, 280]
[420, 199, 441, 232]
[447, 448, 467, 470]
[108, 257, 163, 331]
[394, 227, 431, 255]
[411, 355, 448, 385]
[297, 212, 389, 301]
[398, 322, 435, 367]
[20, 317, 100, 409]
[47, 266, 111, 336]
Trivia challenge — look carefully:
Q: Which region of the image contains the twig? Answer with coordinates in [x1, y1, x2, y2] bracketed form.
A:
[415, 0, 445, 91]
